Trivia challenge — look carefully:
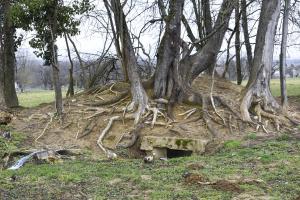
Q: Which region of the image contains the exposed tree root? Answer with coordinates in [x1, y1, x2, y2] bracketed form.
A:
[78, 119, 98, 139]
[97, 116, 121, 157]
[84, 90, 129, 107]
[179, 108, 197, 119]
[68, 76, 299, 159]
[117, 123, 144, 148]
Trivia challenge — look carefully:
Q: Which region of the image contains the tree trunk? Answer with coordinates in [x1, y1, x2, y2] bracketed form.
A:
[201, 0, 213, 35]
[66, 33, 88, 89]
[1, 0, 18, 108]
[241, 0, 253, 71]
[154, 0, 184, 99]
[240, 0, 281, 121]
[103, 0, 128, 82]
[0, 7, 5, 106]
[190, 0, 203, 43]
[279, 0, 290, 109]
[235, 0, 242, 85]
[0, 33, 5, 107]
[64, 33, 74, 97]
[181, 0, 235, 81]
[50, 0, 63, 116]
[106, 0, 148, 124]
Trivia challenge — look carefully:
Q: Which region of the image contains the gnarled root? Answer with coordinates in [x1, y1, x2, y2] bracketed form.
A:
[96, 114, 136, 158]
[84, 90, 129, 107]
[117, 123, 144, 148]
[97, 116, 120, 158]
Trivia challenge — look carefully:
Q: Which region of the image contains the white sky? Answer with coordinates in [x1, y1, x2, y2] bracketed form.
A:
[17, 0, 300, 64]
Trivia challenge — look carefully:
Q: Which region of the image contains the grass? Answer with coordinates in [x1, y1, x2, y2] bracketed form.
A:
[0, 139, 299, 199]
[17, 90, 57, 107]
[270, 78, 300, 97]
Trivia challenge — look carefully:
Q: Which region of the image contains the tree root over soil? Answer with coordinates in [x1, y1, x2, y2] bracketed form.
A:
[180, 75, 300, 140]
[76, 77, 299, 159]
[17, 78, 299, 160]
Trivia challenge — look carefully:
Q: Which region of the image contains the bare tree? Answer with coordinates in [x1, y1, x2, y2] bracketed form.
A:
[64, 33, 75, 97]
[235, 0, 242, 85]
[279, 0, 290, 109]
[104, 0, 149, 123]
[67, 33, 88, 89]
[240, 0, 281, 121]
[154, 0, 185, 99]
[49, 0, 63, 116]
[241, 0, 253, 69]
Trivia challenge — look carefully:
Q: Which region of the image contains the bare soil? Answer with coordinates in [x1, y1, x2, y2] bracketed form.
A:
[8, 76, 300, 157]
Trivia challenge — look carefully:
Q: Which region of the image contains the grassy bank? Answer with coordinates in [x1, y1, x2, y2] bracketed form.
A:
[0, 136, 299, 199]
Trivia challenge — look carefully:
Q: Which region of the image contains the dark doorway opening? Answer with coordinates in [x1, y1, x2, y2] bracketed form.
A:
[167, 149, 193, 158]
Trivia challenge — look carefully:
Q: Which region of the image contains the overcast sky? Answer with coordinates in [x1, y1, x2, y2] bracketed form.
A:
[16, 0, 300, 64]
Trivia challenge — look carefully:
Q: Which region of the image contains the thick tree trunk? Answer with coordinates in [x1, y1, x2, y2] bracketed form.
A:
[240, 0, 281, 121]
[107, 0, 148, 124]
[241, 0, 253, 70]
[154, 0, 184, 99]
[1, 0, 18, 108]
[235, 0, 242, 85]
[279, 0, 290, 109]
[64, 33, 74, 97]
[50, 0, 63, 116]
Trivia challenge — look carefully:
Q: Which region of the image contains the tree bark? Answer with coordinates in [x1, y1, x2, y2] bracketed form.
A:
[154, 0, 184, 99]
[279, 0, 290, 109]
[64, 33, 75, 97]
[181, 0, 235, 80]
[235, 0, 242, 85]
[106, 0, 148, 124]
[66, 33, 87, 89]
[240, 0, 281, 121]
[190, 0, 203, 42]
[0, 7, 5, 106]
[50, 0, 63, 116]
[241, 0, 253, 71]
[103, 0, 128, 82]
[1, 0, 18, 108]
[201, 0, 213, 35]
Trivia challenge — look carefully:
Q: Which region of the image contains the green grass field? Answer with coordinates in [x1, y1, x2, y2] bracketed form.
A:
[0, 132, 299, 199]
[270, 78, 300, 97]
[17, 90, 57, 107]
